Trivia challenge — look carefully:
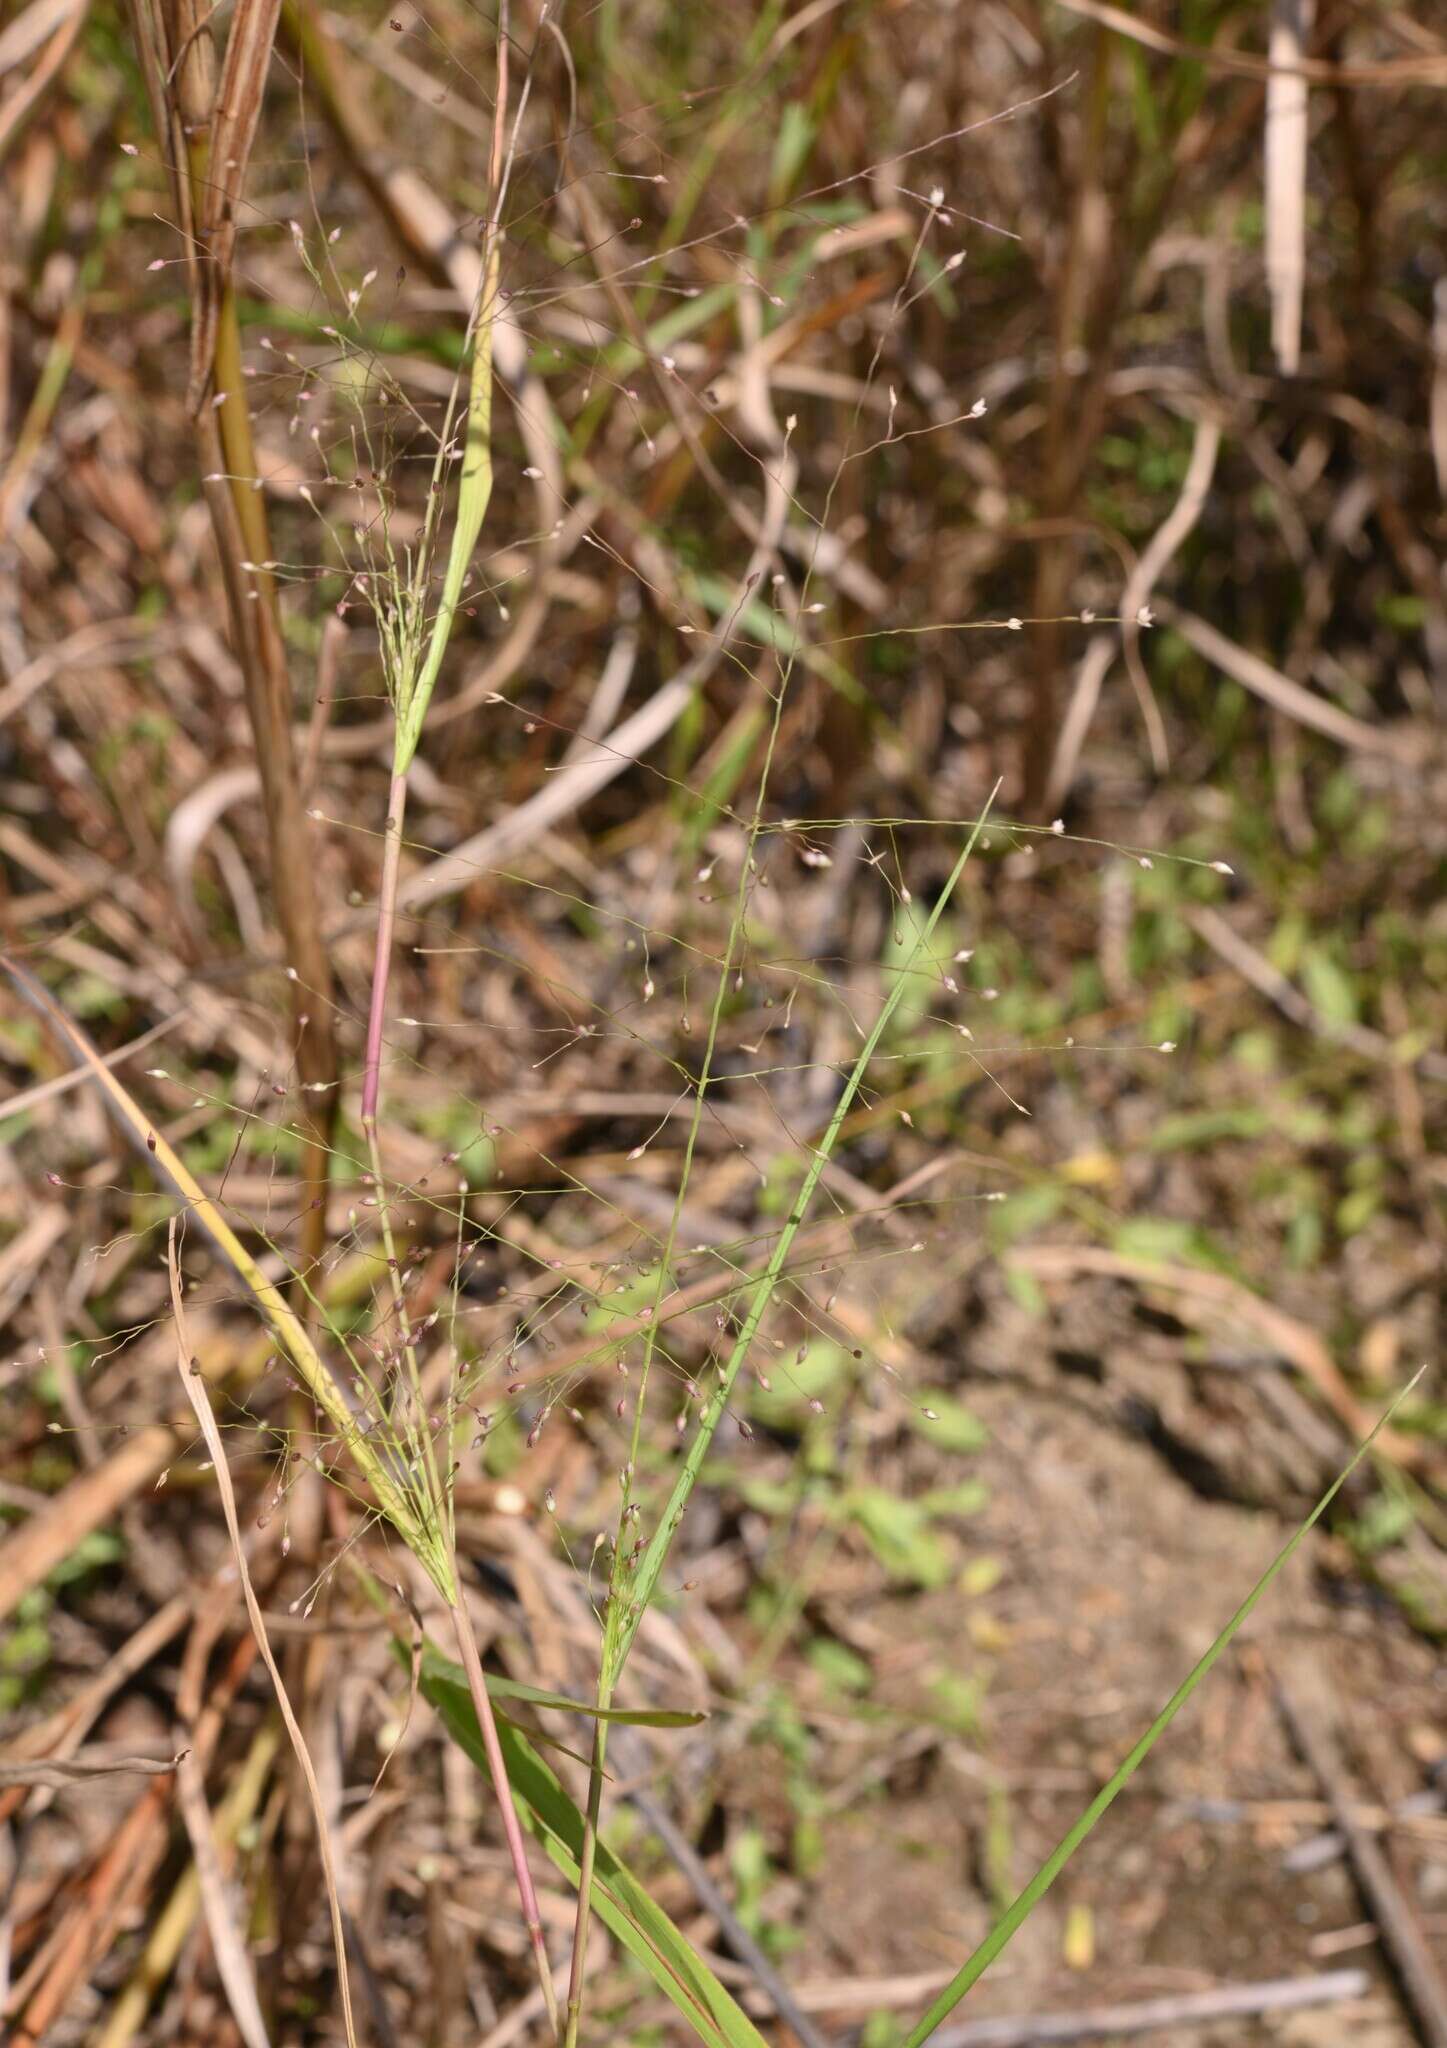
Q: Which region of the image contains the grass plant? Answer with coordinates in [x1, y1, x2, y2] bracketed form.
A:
[6, 4, 1443, 2043]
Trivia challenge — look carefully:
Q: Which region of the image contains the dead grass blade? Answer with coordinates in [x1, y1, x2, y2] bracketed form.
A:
[0, 952, 447, 1585]
[194, 393, 339, 1288]
[1152, 599, 1416, 755]
[0, 1424, 178, 1622]
[0, 1205, 67, 1328]
[5, 1775, 176, 2047]
[1047, 415, 1222, 806]
[0, 0, 89, 170]
[1265, 0, 1313, 375]
[1275, 1659, 1447, 2048]
[0, 0, 76, 75]
[1186, 903, 1447, 1084]
[93, 1723, 280, 2048]
[1013, 1243, 1434, 1476]
[1054, 0, 1447, 84]
[151, 0, 220, 400]
[174, 1735, 279, 2048]
[203, 0, 283, 288]
[121, 0, 339, 1280]
[167, 1220, 358, 2048]
[0, 1599, 190, 1816]
[0, 1751, 185, 1791]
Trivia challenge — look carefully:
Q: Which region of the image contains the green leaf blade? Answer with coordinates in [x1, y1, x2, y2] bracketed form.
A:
[901, 1374, 1422, 2047]
[421, 1644, 706, 1726]
[396, 243, 501, 771]
[611, 796, 997, 1681]
[421, 1657, 770, 2048]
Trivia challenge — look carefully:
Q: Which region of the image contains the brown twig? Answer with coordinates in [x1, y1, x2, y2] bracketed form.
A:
[1274, 1658, 1447, 2048]
[0, 1750, 187, 1790]
[1187, 903, 1447, 1082]
[1153, 600, 1416, 756]
[920, 1968, 1371, 2048]
[1052, 0, 1447, 85]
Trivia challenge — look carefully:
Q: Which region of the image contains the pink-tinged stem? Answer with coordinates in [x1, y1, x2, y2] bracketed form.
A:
[563, 1714, 609, 2048]
[450, 1595, 560, 2035]
[360, 767, 408, 1130]
[361, 768, 555, 2021]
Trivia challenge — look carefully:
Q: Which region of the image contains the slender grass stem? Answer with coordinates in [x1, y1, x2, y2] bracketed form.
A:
[196, 219, 339, 1294]
[451, 1594, 561, 2038]
[563, 1714, 610, 2048]
[361, 769, 409, 1129]
[564, 855, 744, 2021]
[362, 761, 554, 2024]
[363, 1117, 450, 1549]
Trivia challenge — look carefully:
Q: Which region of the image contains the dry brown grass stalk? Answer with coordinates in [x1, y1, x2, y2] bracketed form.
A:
[167, 1219, 358, 2048]
[123, 0, 337, 1282]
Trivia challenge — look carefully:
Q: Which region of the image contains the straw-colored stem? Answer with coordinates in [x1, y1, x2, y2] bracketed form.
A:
[363, 1111, 450, 1549]
[361, 768, 409, 1128]
[178, 101, 337, 1287]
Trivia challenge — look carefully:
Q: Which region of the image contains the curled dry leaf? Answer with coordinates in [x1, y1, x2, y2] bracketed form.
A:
[0, 1748, 188, 1791]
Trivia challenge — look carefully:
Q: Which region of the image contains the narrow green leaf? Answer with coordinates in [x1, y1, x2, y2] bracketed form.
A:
[0, 956, 454, 1597]
[396, 242, 500, 771]
[496, 1717, 600, 1774]
[610, 798, 995, 1682]
[421, 1643, 706, 1727]
[902, 1372, 1423, 2047]
[422, 1659, 770, 2048]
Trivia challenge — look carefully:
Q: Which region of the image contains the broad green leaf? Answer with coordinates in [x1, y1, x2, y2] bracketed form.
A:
[1337, 1186, 1382, 1236]
[1300, 944, 1359, 1029]
[422, 1659, 770, 2048]
[1110, 1215, 1228, 1272]
[916, 1480, 988, 1519]
[844, 1488, 952, 1589]
[805, 1638, 872, 1694]
[909, 1394, 988, 1454]
[750, 1339, 848, 1426]
[985, 1184, 1064, 1250]
[1148, 1106, 1270, 1150]
[1001, 1263, 1048, 1316]
[586, 1263, 677, 1334]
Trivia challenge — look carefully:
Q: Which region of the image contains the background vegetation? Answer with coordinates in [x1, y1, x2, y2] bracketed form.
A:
[1, 2, 1444, 2045]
